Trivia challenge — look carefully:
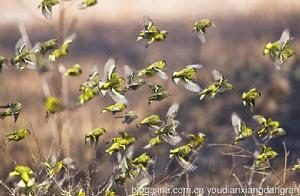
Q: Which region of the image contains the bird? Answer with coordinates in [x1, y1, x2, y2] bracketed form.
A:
[193, 19, 215, 43]
[147, 84, 170, 105]
[254, 145, 277, 170]
[64, 64, 82, 76]
[137, 114, 163, 128]
[138, 60, 168, 80]
[98, 57, 128, 104]
[231, 113, 253, 145]
[38, 0, 60, 19]
[199, 69, 233, 100]
[8, 165, 34, 188]
[252, 115, 286, 139]
[39, 39, 58, 55]
[44, 96, 63, 118]
[136, 16, 167, 47]
[242, 88, 261, 110]
[85, 128, 106, 147]
[263, 29, 295, 69]
[105, 132, 136, 156]
[115, 111, 138, 124]
[0, 56, 8, 72]
[101, 103, 127, 114]
[169, 144, 197, 171]
[79, 0, 97, 9]
[0, 102, 22, 122]
[186, 132, 206, 148]
[49, 34, 76, 61]
[124, 65, 146, 91]
[6, 129, 30, 143]
[172, 64, 202, 93]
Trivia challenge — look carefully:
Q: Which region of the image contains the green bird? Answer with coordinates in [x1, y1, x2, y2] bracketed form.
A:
[6, 129, 30, 143]
[291, 160, 300, 171]
[144, 136, 162, 149]
[193, 19, 215, 43]
[85, 128, 106, 147]
[38, 0, 60, 19]
[44, 96, 63, 117]
[231, 113, 253, 145]
[11, 39, 33, 70]
[115, 111, 138, 124]
[169, 144, 196, 171]
[101, 103, 126, 114]
[9, 165, 35, 188]
[78, 88, 97, 105]
[137, 114, 162, 128]
[263, 29, 295, 69]
[199, 69, 233, 100]
[99, 57, 128, 104]
[172, 64, 202, 93]
[39, 39, 58, 55]
[147, 84, 170, 105]
[186, 132, 206, 148]
[79, 0, 97, 9]
[136, 16, 167, 47]
[138, 60, 168, 80]
[105, 132, 136, 155]
[253, 115, 286, 139]
[0, 102, 22, 122]
[131, 153, 152, 171]
[124, 65, 146, 91]
[254, 145, 278, 170]
[64, 64, 82, 76]
[0, 56, 8, 72]
[242, 88, 261, 110]
[49, 34, 76, 61]
[152, 103, 182, 145]
[44, 158, 74, 178]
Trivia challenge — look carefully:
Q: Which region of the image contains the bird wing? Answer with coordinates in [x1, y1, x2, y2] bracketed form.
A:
[124, 65, 134, 79]
[166, 102, 180, 119]
[187, 64, 203, 70]
[109, 88, 128, 105]
[180, 79, 201, 93]
[157, 70, 168, 80]
[279, 29, 290, 48]
[103, 57, 116, 81]
[231, 113, 241, 135]
[212, 69, 223, 82]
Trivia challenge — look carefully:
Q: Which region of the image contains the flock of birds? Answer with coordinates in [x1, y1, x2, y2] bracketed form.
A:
[0, 1, 299, 194]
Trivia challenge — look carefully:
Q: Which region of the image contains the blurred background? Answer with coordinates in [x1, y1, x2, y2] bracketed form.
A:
[1, 0, 300, 190]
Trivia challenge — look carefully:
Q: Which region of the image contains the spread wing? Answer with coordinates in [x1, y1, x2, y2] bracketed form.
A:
[166, 102, 180, 119]
[103, 57, 116, 81]
[231, 113, 241, 135]
[180, 79, 201, 93]
[212, 69, 222, 82]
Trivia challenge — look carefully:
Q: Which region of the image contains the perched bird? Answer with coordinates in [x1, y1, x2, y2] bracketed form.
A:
[0, 102, 22, 122]
[6, 129, 30, 143]
[49, 34, 76, 61]
[0, 56, 8, 72]
[79, 0, 97, 9]
[137, 114, 163, 128]
[64, 64, 82, 76]
[85, 128, 106, 147]
[172, 64, 202, 93]
[169, 144, 196, 171]
[147, 84, 170, 105]
[43, 158, 74, 178]
[263, 29, 295, 69]
[44, 96, 63, 117]
[131, 153, 152, 171]
[199, 69, 233, 100]
[99, 57, 128, 104]
[136, 16, 167, 47]
[115, 111, 138, 124]
[253, 115, 286, 139]
[124, 65, 146, 91]
[101, 103, 126, 115]
[242, 88, 261, 110]
[9, 165, 34, 188]
[105, 132, 136, 155]
[231, 113, 253, 145]
[38, 0, 60, 19]
[193, 19, 215, 43]
[254, 145, 278, 170]
[138, 60, 168, 80]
